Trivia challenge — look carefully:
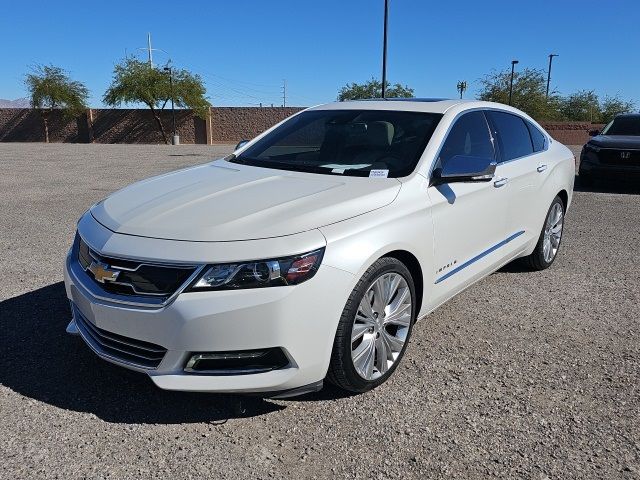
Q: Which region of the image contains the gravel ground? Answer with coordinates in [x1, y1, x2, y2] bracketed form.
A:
[1, 143, 639, 479]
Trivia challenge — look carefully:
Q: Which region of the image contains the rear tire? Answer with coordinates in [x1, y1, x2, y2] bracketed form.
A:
[327, 257, 416, 393]
[522, 196, 565, 271]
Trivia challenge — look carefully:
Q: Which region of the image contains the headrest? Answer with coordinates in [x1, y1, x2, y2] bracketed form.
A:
[366, 121, 395, 147]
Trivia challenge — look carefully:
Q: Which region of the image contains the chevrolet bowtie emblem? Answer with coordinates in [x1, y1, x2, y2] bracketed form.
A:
[88, 261, 120, 284]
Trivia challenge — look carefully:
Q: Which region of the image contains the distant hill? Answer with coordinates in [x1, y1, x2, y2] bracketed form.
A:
[0, 98, 30, 108]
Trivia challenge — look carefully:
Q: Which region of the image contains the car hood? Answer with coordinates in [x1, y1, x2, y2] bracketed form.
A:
[590, 135, 640, 149]
[91, 159, 401, 241]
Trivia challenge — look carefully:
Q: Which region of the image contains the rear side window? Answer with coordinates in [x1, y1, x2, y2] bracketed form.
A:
[486, 111, 534, 162]
[526, 121, 547, 152]
[437, 111, 495, 168]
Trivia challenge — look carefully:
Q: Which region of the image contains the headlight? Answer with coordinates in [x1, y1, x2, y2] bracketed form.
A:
[188, 248, 325, 291]
[585, 143, 601, 153]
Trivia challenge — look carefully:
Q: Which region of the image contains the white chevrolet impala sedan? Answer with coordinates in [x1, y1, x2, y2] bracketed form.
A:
[64, 99, 574, 397]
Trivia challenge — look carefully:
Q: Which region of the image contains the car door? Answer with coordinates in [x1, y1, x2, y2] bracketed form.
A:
[427, 111, 510, 305]
[485, 110, 539, 254]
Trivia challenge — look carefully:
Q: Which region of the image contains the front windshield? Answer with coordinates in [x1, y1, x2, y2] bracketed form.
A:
[601, 116, 640, 136]
[231, 109, 443, 177]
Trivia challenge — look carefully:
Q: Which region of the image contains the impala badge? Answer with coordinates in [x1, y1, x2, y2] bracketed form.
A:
[88, 261, 120, 284]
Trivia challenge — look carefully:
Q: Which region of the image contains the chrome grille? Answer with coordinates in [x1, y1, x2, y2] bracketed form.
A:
[73, 305, 167, 369]
[599, 149, 640, 167]
[76, 235, 198, 299]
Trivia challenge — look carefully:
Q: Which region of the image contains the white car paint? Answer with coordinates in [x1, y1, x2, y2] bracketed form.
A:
[63, 99, 575, 395]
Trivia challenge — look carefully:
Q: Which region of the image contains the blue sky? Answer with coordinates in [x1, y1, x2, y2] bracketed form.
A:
[1, 0, 638, 107]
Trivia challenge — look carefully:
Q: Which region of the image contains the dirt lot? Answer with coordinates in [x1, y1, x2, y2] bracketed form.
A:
[1, 143, 639, 479]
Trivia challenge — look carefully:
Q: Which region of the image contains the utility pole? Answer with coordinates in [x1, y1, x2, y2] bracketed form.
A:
[163, 65, 178, 145]
[546, 54, 558, 98]
[137, 34, 168, 67]
[381, 0, 389, 98]
[509, 60, 519, 106]
[282, 79, 286, 107]
[147, 32, 153, 67]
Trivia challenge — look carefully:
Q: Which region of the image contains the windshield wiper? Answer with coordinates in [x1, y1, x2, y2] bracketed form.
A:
[227, 156, 376, 177]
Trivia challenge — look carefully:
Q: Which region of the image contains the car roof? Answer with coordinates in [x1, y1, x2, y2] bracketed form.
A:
[614, 113, 640, 119]
[308, 99, 516, 115]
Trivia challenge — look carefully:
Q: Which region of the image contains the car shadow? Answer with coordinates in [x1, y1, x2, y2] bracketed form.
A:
[0, 282, 300, 424]
[497, 260, 532, 274]
[574, 174, 640, 195]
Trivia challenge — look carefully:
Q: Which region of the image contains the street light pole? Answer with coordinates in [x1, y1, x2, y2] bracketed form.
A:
[546, 54, 558, 98]
[381, 0, 389, 98]
[163, 65, 178, 145]
[508, 60, 519, 106]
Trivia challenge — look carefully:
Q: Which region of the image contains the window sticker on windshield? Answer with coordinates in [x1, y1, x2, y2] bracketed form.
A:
[369, 169, 389, 178]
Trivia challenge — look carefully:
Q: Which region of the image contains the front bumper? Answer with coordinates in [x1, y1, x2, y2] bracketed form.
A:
[63, 241, 355, 394]
[580, 152, 640, 180]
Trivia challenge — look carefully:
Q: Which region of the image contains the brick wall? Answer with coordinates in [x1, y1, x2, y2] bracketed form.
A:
[90, 109, 206, 144]
[208, 107, 304, 144]
[0, 107, 302, 144]
[0, 107, 602, 146]
[540, 122, 605, 146]
[0, 108, 87, 142]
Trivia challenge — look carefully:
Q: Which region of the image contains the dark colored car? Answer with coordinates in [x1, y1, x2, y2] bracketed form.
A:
[579, 113, 640, 185]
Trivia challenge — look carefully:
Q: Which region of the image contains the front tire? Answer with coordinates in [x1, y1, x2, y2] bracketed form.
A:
[327, 257, 416, 393]
[522, 196, 565, 271]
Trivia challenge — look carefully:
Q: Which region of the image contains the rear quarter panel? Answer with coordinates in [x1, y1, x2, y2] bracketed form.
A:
[525, 140, 575, 254]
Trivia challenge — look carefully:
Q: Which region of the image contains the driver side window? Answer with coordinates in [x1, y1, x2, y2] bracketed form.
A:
[437, 111, 495, 169]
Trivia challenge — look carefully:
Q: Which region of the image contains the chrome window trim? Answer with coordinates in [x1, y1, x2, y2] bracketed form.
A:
[426, 108, 496, 181]
[426, 107, 550, 181]
[484, 110, 549, 164]
[524, 119, 550, 154]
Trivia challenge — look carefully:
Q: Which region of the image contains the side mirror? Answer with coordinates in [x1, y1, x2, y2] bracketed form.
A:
[588, 129, 601, 137]
[432, 155, 496, 185]
[235, 139, 250, 150]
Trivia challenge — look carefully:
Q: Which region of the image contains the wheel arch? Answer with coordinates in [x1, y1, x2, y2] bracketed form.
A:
[557, 189, 569, 210]
[381, 250, 424, 318]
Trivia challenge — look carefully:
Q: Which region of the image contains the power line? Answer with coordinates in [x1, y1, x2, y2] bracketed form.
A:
[203, 74, 282, 102]
[202, 71, 280, 90]
[200, 72, 280, 96]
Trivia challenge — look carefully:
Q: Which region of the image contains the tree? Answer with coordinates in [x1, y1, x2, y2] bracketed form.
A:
[103, 58, 210, 144]
[600, 95, 635, 123]
[559, 90, 600, 122]
[25, 65, 89, 143]
[338, 78, 414, 101]
[477, 67, 636, 123]
[558, 91, 634, 123]
[477, 68, 562, 120]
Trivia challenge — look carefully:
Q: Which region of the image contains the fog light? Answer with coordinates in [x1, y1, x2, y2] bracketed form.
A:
[184, 348, 289, 374]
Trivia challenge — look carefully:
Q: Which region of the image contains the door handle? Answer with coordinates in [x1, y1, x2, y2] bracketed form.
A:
[493, 177, 508, 188]
[537, 164, 548, 173]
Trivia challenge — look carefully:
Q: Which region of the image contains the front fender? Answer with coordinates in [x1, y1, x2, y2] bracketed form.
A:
[319, 179, 434, 316]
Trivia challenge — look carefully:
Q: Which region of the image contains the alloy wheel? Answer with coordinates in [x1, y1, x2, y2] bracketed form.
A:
[543, 202, 564, 263]
[351, 272, 412, 380]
